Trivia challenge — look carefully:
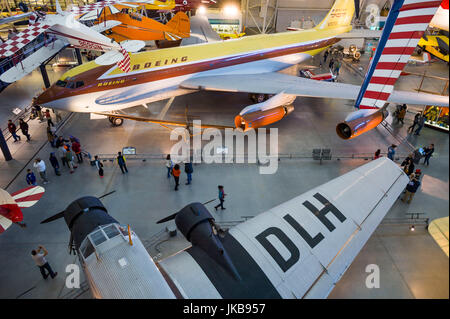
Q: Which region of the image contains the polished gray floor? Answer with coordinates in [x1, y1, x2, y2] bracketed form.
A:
[0, 51, 448, 299]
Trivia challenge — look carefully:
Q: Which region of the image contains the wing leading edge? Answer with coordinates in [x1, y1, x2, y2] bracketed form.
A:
[179, 72, 449, 107]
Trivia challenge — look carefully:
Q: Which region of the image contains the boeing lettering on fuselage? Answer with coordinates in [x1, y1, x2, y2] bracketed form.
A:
[255, 192, 346, 273]
[131, 56, 188, 71]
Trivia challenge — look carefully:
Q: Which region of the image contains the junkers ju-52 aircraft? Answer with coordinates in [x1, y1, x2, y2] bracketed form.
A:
[41, 157, 408, 298]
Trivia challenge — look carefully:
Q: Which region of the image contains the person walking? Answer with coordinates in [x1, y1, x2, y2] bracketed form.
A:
[44, 109, 54, 127]
[19, 119, 30, 141]
[423, 143, 434, 166]
[31, 245, 58, 280]
[397, 105, 406, 125]
[387, 144, 397, 161]
[374, 149, 381, 160]
[414, 114, 426, 135]
[214, 185, 226, 211]
[71, 139, 82, 163]
[33, 102, 44, 122]
[323, 49, 329, 65]
[328, 58, 335, 71]
[26, 169, 37, 186]
[49, 152, 61, 176]
[33, 158, 48, 184]
[401, 175, 421, 204]
[94, 155, 104, 178]
[166, 154, 173, 178]
[401, 157, 415, 176]
[172, 164, 181, 191]
[57, 144, 67, 167]
[65, 147, 76, 174]
[117, 152, 128, 174]
[7, 120, 21, 142]
[333, 59, 341, 76]
[184, 161, 193, 185]
[46, 126, 55, 148]
[408, 112, 421, 134]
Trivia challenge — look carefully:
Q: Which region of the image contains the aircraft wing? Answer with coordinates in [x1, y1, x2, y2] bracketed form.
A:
[0, 38, 67, 83]
[71, 0, 139, 21]
[0, 22, 52, 58]
[0, 12, 32, 25]
[158, 158, 409, 298]
[179, 72, 449, 107]
[90, 20, 122, 33]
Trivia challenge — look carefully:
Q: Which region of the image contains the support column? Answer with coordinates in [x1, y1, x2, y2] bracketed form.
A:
[39, 64, 50, 89]
[75, 48, 83, 65]
[0, 130, 12, 161]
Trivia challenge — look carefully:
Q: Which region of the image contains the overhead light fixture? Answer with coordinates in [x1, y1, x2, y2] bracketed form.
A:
[223, 4, 239, 17]
[198, 5, 207, 15]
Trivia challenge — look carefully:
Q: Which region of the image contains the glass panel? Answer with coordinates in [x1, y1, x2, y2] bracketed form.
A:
[90, 230, 107, 246]
[103, 224, 120, 239]
[80, 238, 95, 259]
[75, 81, 84, 88]
[56, 80, 67, 87]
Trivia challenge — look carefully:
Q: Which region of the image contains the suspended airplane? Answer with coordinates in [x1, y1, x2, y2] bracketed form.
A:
[95, 8, 190, 44]
[0, 186, 45, 233]
[0, 1, 145, 84]
[35, 0, 448, 139]
[173, 0, 216, 13]
[40, 157, 409, 298]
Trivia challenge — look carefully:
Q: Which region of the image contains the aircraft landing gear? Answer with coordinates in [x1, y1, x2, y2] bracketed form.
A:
[109, 116, 124, 127]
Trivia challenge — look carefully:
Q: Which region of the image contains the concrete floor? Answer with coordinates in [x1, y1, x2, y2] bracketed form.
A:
[0, 49, 448, 299]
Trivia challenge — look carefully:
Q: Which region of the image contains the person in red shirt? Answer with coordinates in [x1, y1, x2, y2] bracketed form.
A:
[71, 140, 82, 163]
[44, 109, 54, 127]
[172, 164, 181, 191]
[7, 120, 21, 142]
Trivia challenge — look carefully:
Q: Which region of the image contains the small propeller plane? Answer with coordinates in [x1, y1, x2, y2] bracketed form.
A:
[0, 0, 145, 84]
[0, 186, 45, 233]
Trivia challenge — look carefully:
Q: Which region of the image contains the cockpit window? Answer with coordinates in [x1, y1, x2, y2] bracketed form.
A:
[80, 237, 95, 259]
[90, 229, 107, 246]
[75, 81, 84, 88]
[56, 80, 67, 87]
[103, 224, 120, 239]
[66, 82, 75, 89]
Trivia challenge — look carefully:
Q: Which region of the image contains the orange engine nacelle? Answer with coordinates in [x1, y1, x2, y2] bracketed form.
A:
[234, 105, 294, 132]
[336, 108, 388, 140]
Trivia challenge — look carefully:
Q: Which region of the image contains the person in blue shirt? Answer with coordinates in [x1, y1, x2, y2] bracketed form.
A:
[117, 152, 128, 174]
[387, 144, 397, 161]
[184, 162, 193, 185]
[26, 169, 37, 186]
[401, 175, 421, 204]
[214, 185, 226, 211]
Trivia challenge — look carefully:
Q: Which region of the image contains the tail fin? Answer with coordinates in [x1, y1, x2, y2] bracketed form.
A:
[166, 12, 190, 38]
[55, 0, 63, 15]
[315, 0, 355, 30]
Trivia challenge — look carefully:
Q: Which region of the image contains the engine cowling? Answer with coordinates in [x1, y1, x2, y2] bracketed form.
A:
[234, 105, 294, 132]
[336, 108, 388, 139]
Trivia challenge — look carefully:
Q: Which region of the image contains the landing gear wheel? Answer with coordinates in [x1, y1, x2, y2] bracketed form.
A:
[110, 117, 124, 126]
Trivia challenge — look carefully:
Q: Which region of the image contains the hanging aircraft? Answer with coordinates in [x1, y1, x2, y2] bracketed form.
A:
[95, 8, 190, 44]
[40, 157, 409, 298]
[0, 1, 145, 84]
[173, 0, 216, 13]
[35, 0, 448, 138]
[0, 186, 45, 233]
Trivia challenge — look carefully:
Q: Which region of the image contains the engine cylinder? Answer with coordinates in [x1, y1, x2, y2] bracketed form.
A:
[336, 108, 387, 139]
[234, 105, 294, 132]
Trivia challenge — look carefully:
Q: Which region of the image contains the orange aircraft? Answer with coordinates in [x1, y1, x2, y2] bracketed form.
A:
[98, 9, 190, 44]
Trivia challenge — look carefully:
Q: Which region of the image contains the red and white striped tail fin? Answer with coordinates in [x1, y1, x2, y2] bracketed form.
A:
[117, 47, 131, 73]
[355, 0, 442, 110]
[11, 186, 45, 208]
